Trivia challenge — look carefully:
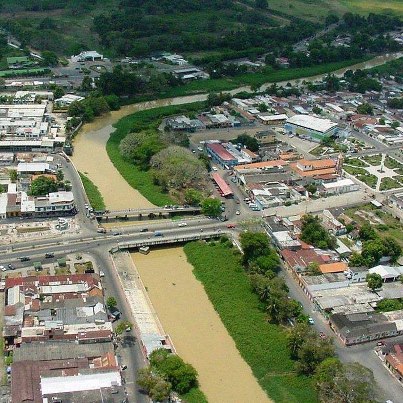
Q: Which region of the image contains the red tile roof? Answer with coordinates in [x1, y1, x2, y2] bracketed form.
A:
[281, 248, 326, 269]
[211, 172, 233, 197]
[206, 143, 237, 161]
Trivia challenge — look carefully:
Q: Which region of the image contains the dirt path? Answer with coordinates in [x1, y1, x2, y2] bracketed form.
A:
[132, 247, 271, 403]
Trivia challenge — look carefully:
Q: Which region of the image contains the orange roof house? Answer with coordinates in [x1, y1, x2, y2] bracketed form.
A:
[290, 158, 336, 177]
[319, 262, 348, 274]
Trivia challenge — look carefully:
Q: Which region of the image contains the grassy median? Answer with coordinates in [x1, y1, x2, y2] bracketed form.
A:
[107, 102, 204, 206]
[184, 241, 317, 403]
[78, 172, 106, 210]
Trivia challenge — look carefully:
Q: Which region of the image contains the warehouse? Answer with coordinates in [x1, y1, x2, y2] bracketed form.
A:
[285, 114, 339, 142]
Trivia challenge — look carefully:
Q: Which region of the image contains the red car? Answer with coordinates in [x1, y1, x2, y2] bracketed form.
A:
[226, 223, 236, 229]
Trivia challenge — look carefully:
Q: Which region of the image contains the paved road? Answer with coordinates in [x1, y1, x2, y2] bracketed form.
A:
[279, 264, 403, 402]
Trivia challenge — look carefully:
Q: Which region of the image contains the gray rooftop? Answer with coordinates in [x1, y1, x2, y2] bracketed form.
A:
[14, 341, 114, 362]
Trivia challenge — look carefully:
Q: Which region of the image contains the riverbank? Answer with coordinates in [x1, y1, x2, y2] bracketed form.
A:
[132, 246, 270, 403]
[106, 102, 204, 206]
[72, 52, 402, 210]
[78, 172, 105, 210]
[183, 241, 317, 403]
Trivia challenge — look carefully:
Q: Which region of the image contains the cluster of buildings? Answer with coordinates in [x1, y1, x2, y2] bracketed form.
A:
[0, 93, 66, 152]
[0, 158, 76, 219]
[263, 209, 403, 347]
[3, 273, 128, 402]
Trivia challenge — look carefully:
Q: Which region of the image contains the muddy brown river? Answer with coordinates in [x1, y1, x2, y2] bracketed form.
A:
[72, 52, 402, 210]
[71, 52, 401, 401]
[132, 247, 271, 403]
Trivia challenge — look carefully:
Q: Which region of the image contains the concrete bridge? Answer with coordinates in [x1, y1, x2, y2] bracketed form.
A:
[109, 230, 224, 253]
[96, 206, 202, 221]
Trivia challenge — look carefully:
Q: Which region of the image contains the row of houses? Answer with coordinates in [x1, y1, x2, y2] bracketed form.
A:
[3, 273, 128, 402]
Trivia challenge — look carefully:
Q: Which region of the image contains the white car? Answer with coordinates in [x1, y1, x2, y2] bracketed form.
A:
[178, 222, 187, 227]
[0, 266, 6, 272]
[212, 166, 218, 171]
[235, 211, 240, 215]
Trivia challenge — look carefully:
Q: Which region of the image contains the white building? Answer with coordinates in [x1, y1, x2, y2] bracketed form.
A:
[55, 94, 85, 107]
[321, 178, 360, 195]
[75, 51, 103, 62]
[285, 114, 339, 142]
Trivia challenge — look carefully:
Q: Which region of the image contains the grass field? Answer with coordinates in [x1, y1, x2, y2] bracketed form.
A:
[340, 0, 403, 16]
[78, 171, 105, 210]
[184, 241, 317, 403]
[0, 68, 49, 77]
[107, 103, 205, 206]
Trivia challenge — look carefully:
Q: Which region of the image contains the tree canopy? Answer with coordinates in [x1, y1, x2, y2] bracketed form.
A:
[201, 197, 222, 218]
[151, 146, 207, 190]
[29, 176, 58, 196]
[366, 273, 382, 292]
[300, 214, 336, 250]
[314, 358, 376, 403]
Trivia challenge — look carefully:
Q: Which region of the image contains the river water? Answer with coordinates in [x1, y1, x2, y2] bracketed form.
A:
[71, 53, 401, 400]
[132, 247, 271, 403]
[72, 51, 401, 211]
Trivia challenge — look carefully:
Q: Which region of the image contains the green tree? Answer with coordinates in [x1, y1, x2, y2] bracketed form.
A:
[315, 358, 376, 403]
[0, 184, 5, 193]
[104, 94, 120, 111]
[149, 349, 198, 394]
[115, 320, 132, 335]
[29, 176, 58, 196]
[383, 237, 402, 263]
[300, 214, 336, 249]
[287, 323, 314, 359]
[239, 231, 271, 264]
[296, 336, 335, 375]
[366, 273, 382, 292]
[106, 296, 117, 309]
[306, 261, 321, 276]
[391, 121, 400, 129]
[255, 0, 268, 9]
[184, 188, 203, 206]
[201, 198, 222, 218]
[151, 146, 207, 190]
[41, 50, 58, 66]
[356, 102, 373, 115]
[56, 169, 64, 182]
[137, 367, 172, 402]
[361, 238, 385, 267]
[312, 106, 322, 115]
[8, 169, 17, 183]
[358, 222, 377, 241]
[231, 134, 259, 152]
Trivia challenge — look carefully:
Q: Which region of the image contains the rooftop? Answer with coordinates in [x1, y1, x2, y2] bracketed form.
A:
[286, 114, 338, 133]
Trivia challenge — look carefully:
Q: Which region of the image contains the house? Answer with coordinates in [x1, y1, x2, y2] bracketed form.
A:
[319, 262, 348, 274]
[281, 248, 326, 270]
[258, 114, 288, 125]
[321, 210, 346, 235]
[329, 312, 399, 346]
[383, 343, 403, 383]
[76, 51, 103, 62]
[290, 158, 337, 178]
[285, 115, 339, 142]
[368, 265, 403, 282]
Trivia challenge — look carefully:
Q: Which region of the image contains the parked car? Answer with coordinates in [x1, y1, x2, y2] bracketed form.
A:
[97, 227, 107, 233]
[308, 317, 315, 325]
[7, 264, 15, 270]
[226, 223, 236, 229]
[235, 211, 240, 215]
[0, 266, 6, 272]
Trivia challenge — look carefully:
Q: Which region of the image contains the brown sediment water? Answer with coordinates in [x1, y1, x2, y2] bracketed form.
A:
[71, 52, 401, 210]
[71, 95, 206, 210]
[132, 247, 271, 403]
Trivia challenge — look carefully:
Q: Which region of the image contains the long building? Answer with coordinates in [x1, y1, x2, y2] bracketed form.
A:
[285, 114, 339, 141]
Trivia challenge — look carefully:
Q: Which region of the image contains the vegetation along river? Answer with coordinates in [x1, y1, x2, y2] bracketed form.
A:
[132, 247, 271, 403]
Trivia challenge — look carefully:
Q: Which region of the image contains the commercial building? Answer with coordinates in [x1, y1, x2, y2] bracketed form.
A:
[320, 178, 360, 195]
[206, 142, 238, 168]
[55, 94, 85, 107]
[329, 312, 399, 346]
[257, 113, 288, 125]
[285, 114, 339, 141]
[76, 51, 104, 61]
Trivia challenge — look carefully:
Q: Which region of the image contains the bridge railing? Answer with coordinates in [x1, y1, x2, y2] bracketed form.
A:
[110, 232, 223, 252]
